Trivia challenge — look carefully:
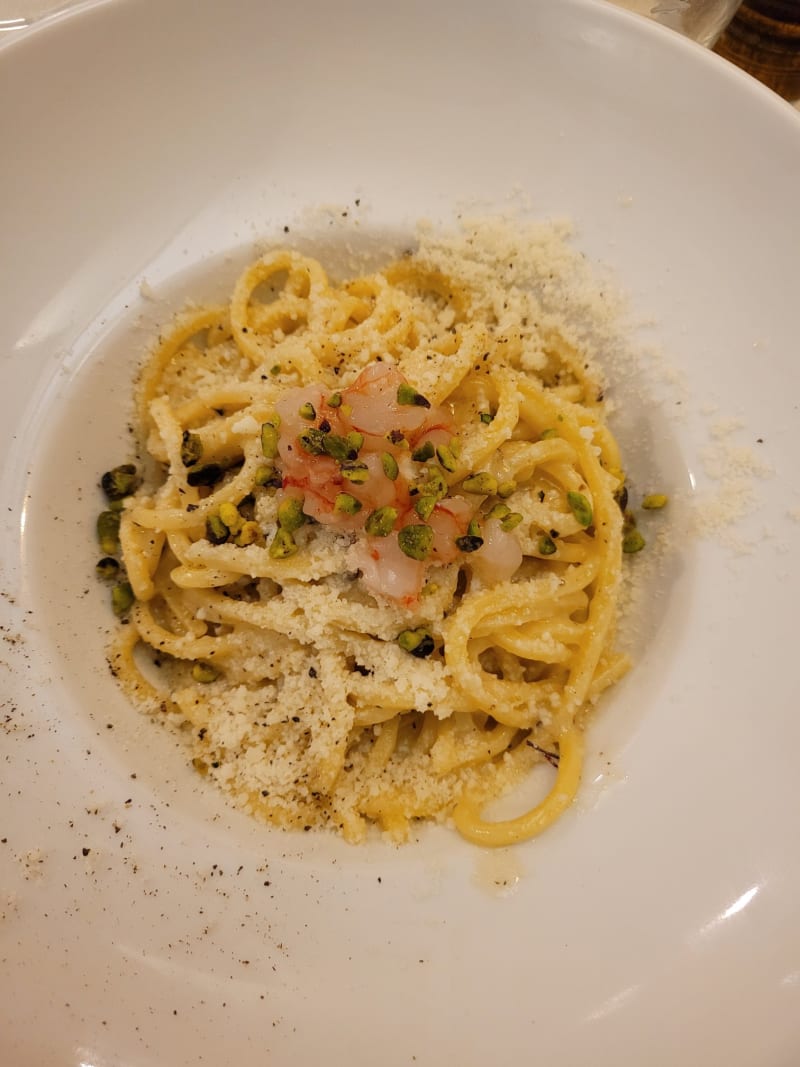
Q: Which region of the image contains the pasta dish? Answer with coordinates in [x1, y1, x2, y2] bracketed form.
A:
[96, 222, 632, 847]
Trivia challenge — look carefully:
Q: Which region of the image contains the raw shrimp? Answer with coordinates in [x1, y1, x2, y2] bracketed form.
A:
[347, 532, 426, 605]
[271, 362, 521, 602]
[469, 518, 524, 585]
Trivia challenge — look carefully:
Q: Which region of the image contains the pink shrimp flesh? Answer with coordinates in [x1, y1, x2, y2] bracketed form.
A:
[270, 362, 518, 603]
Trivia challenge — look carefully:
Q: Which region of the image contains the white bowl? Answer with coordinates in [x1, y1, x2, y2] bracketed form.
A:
[1, 1, 799, 1064]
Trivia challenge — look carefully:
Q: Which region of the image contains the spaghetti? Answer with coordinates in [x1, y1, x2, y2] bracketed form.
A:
[101, 226, 630, 846]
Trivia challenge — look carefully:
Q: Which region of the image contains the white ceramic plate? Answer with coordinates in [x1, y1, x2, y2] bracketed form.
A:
[2, 1, 799, 1064]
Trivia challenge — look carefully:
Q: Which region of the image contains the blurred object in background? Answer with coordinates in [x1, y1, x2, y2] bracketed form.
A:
[713, 0, 800, 101]
[610, 0, 743, 45]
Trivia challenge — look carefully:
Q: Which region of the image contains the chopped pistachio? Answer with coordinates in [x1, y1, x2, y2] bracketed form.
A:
[254, 464, 281, 489]
[386, 429, 405, 446]
[485, 503, 511, 521]
[539, 428, 558, 440]
[398, 523, 433, 560]
[455, 533, 483, 553]
[187, 463, 223, 487]
[396, 383, 431, 408]
[500, 511, 523, 532]
[107, 498, 126, 513]
[414, 495, 437, 520]
[192, 662, 218, 683]
[277, 496, 306, 532]
[461, 471, 498, 495]
[397, 628, 435, 658]
[567, 490, 593, 527]
[334, 493, 362, 515]
[412, 467, 448, 502]
[436, 443, 457, 472]
[111, 581, 134, 616]
[396, 630, 418, 653]
[298, 401, 316, 421]
[234, 521, 260, 547]
[365, 506, 398, 537]
[218, 501, 243, 534]
[428, 468, 449, 498]
[346, 431, 364, 454]
[381, 452, 399, 480]
[623, 528, 646, 553]
[205, 514, 229, 544]
[642, 493, 669, 510]
[260, 420, 280, 459]
[496, 480, 516, 499]
[321, 433, 357, 461]
[327, 391, 343, 408]
[269, 528, 298, 558]
[614, 484, 629, 512]
[538, 534, 557, 555]
[269, 364, 282, 376]
[456, 519, 484, 553]
[411, 440, 435, 462]
[298, 428, 326, 455]
[97, 510, 121, 556]
[101, 464, 140, 501]
[180, 431, 203, 467]
[479, 411, 494, 425]
[340, 462, 370, 485]
[95, 557, 120, 580]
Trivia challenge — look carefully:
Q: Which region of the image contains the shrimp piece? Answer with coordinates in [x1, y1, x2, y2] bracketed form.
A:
[275, 386, 325, 443]
[343, 363, 454, 448]
[281, 450, 339, 495]
[272, 362, 470, 603]
[275, 385, 327, 483]
[352, 494, 473, 604]
[428, 496, 474, 564]
[469, 518, 523, 585]
[348, 452, 403, 511]
[348, 533, 426, 606]
[412, 425, 454, 453]
[351, 496, 473, 605]
[282, 441, 402, 526]
[281, 481, 361, 532]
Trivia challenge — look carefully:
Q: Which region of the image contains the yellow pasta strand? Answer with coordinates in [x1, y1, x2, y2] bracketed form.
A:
[452, 729, 584, 846]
